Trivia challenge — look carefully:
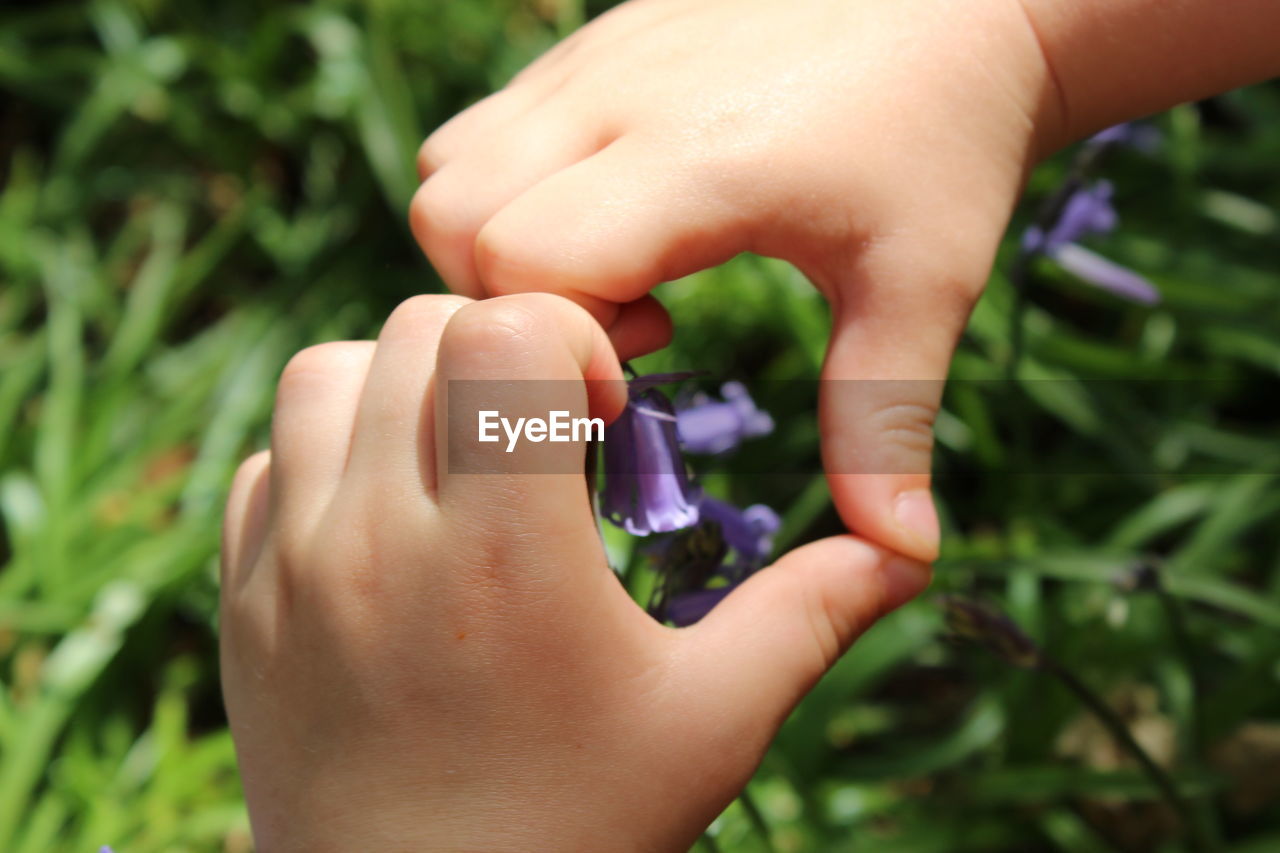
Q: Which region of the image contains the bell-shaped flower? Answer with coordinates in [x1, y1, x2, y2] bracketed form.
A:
[601, 377, 699, 536]
[663, 497, 781, 626]
[697, 496, 780, 574]
[676, 381, 774, 454]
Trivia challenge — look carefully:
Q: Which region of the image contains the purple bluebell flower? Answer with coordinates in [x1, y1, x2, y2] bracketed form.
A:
[1050, 243, 1160, 305]
[698, 496, 781, 572]
[601, 377, 699, 536]
[1022, 180, 1160, 305]
[676, 381, 773, 454]
[100, 847, 114, 853]
[1022, 180, 1118, 255]
[661, 497, 781, 626]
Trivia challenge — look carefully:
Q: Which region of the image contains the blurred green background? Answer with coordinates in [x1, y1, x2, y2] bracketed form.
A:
[2, 1, 1278, 850]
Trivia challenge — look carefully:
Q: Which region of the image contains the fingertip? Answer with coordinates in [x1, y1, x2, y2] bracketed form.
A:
[678, 534, 930, 728]
[893, 487, 940, 562]
[827, 474, 940, 564]
[820, 295, 952, 563]
[881, 554, 933, 613]
[607, 295, 673, 361]
[575, 300, 628, 423]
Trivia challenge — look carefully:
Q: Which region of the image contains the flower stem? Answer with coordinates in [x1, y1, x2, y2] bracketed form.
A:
[1007, 136, 1116, 382]
[1039, 654, 1220, 853]
[737, 787, 778, 853]
[1148, 566, 1224, 849]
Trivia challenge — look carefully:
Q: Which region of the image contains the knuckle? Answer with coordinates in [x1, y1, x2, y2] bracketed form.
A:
[914, 232, 996, 304]
[229, 450, 270, 500]
[442, 296, 545, 354]
[277, 342, 363, 398]
[419, 90, 508, 165]
[798, 577, 846, 671]
[869, 399, 938, 438]
[409, 173, 473, 246]
[417, 135, 449, 179]
[381, 294, 471, 340]
[472, 224, 546, 294]
[221, 451, 270, 586]
[864, 400, 938, 474]
[950, 270, 989, 303]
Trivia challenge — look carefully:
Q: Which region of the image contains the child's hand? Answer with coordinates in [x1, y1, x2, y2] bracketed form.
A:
[220, 293, 929, 852]
[409, 0, 1280, 566]
[410, 0, 1058, 565]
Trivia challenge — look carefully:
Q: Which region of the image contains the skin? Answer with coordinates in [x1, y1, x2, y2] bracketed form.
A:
[222, 293, 930, 851]
[225, 0, 1280, 847]
[410, 0, 1280, 565]
[412, 0, 1052, 565]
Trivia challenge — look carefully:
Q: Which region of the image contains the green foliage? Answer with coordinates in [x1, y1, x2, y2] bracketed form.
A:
[2, 0, 1278, 850]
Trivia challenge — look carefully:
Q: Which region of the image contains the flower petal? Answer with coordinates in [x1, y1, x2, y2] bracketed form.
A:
[699, 497, 780, 566]
[676, 381, 774, 454]
[602, 385, 699, 535]
[1052, 242, 1161, 305]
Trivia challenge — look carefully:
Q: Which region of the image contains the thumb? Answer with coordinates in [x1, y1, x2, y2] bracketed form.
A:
[818, 248, 983, 563]
[679, 536, 930, 733]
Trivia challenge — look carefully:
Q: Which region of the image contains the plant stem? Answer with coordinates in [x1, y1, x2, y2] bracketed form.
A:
[1152, 577, 1206, 755]
[1040, 654, 1220, 853]
[737, 787, 778, 853]
[1150, 568, 1224, 849]
[1004, 138, 1120, 530]
[1006, 137, 1116, 382]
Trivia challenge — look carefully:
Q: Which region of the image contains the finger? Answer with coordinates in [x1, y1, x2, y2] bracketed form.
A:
[418, 89, 538, 180]
[470, 135, 752, 325]
[416, 32, 596, 180]
[346, 294, 472, 500]
[681, 535, 930, 731]
[221, 450, 272, 590]
[270, 342, 376, 531]
[433, 293, 625, 537]
[411, 112, 612, 297]
[608, 295, 673, 361]
[819, 248, 982, 563]
[417, 0, 688, 182]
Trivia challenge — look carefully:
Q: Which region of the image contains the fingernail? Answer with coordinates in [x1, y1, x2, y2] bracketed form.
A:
[882, 556, 933, 611]
[894, 488, 940, 557]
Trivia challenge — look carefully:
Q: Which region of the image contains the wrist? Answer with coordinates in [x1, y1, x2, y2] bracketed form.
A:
[1016, 0, 1280, 153]
[247, 777, 697, 853]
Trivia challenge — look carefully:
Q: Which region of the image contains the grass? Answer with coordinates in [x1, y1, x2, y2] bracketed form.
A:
[2, 1, 1279, 850]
